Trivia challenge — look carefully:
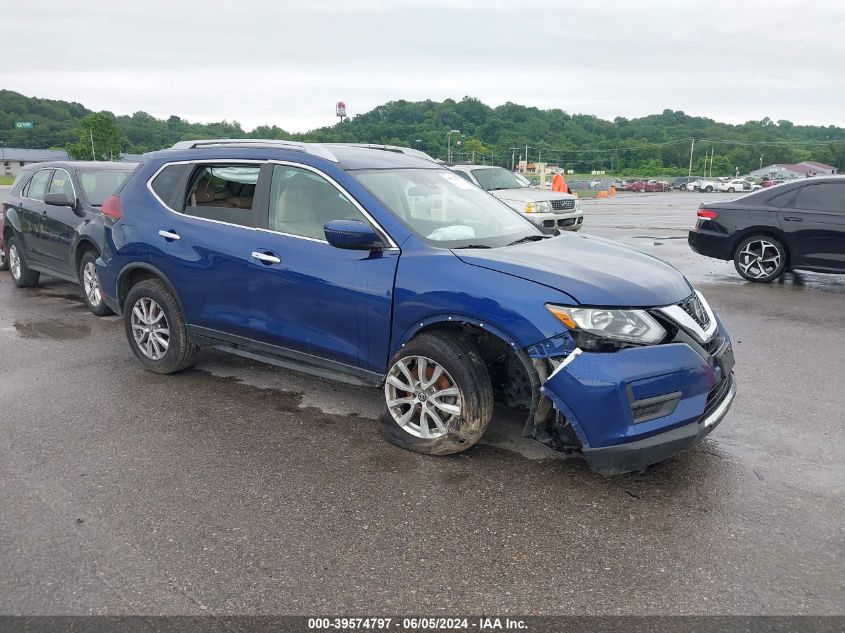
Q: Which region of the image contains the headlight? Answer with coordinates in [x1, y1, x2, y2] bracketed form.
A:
[525, 201, 552, 214]
[547, 304, 666, 346]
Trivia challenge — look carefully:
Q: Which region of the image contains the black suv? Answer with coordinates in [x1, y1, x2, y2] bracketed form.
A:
[689, 176, 845, 282]
[2, 161, 137, 314]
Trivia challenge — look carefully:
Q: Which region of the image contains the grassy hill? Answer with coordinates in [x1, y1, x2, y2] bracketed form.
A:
[2, 90, 843, 175]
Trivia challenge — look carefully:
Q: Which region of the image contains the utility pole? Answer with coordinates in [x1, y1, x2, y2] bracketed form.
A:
[446, 129, 460, 164]
[90, 128, 96, 161]
[687, 138, 695, 178]
[510, 147, 518, 171]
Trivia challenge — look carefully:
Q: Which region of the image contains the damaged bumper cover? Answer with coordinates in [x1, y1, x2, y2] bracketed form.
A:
[527, 320, 737, 474]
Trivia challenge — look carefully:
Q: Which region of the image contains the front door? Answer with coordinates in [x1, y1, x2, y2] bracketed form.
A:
[39, 168, 80, 276]
[246, 163, 399, 373]
[778, 182, 845, 272]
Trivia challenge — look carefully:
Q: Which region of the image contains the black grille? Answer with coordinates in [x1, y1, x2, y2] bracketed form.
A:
[678, 294, 711, 329]
[551, 199, 576, 211]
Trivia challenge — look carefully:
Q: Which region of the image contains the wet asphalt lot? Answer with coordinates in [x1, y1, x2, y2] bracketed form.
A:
[0, 189, 843, 615]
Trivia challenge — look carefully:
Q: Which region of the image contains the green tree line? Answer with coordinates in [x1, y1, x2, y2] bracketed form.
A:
[2, 90, 844, 175]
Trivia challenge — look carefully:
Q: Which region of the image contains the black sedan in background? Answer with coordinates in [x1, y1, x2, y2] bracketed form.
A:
[2, 161, 137, 314]
[689, 177, 845, 282]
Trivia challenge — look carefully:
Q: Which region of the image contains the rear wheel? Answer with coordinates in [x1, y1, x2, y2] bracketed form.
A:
[0, 241, 7, 271]
[124, 280, 199, 374]
[727, 187, 735, 193]
[7, 236, 40, 288]
[734, 235, 787, 283]
[705, 185, 714, 192]
[639, 187, 646, 193]
[381, 332, 493, 455]
[79, 251, 113, 316]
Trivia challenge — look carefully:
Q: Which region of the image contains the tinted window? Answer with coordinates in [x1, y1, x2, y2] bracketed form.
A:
[270, 165, 368, 240]
[451, 170, 475, 184]
[78, 169, 132, 206]
[47, 169, 75, 199]
[151, 164, 189, 207]
[794, 183, 845, 212]
[25, 169, 52, 201]
[182, 164, 261, 228]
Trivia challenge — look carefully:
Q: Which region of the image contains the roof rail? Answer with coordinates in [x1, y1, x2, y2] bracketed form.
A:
[324, 143, 437, 163]
[170, 139, 338, 162]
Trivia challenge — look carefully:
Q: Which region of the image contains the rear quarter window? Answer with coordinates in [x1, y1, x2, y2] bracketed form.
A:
[9, 170, 35, 196]
[150, 164, 190, 208]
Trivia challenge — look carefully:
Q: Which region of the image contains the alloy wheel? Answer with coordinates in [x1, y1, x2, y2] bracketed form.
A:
[9, 244, 21, 280]
[385, 355, 461, 439]
[82, 261, 101, 307]
[737, 239, 782, 280]
[130, 297, 170, 360]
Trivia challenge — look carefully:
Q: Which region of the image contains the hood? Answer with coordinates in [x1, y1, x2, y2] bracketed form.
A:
[453, 233, 693, 307]
[492, 188, 576, 203]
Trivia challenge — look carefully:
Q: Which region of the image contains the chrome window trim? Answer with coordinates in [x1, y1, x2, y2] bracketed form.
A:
[145, 159, 399, 250]
[657, 290, 718, 343]
[47, 167, 78, 203]
[21, 168, 57, 202]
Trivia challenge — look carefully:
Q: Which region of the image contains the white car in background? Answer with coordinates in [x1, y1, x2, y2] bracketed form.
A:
[449, 165, 584, 231]
[715, 178, 762, 193]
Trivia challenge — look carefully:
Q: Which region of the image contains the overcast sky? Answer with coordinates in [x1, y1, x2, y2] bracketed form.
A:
[3, 0, 844, 132]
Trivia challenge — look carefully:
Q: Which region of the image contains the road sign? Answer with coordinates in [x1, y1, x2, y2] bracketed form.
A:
[15, 122, 34, 129]
[336, 101, 346, 118]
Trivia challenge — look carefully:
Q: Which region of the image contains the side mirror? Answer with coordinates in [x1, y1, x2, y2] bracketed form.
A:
[324, 220, 382, 250]
[44, 192, 74, 207]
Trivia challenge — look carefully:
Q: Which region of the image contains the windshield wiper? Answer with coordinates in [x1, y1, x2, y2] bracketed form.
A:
[506, 235, 551, 246]
[454, 244, 492, 249]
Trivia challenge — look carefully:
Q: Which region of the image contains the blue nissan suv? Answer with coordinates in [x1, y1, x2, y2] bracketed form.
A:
[96, 140, 736, 474]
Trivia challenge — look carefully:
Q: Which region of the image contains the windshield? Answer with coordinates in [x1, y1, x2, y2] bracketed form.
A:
[471, 167, 529, 191]
[353, 168, 542, 248]
[78, 169, 133, 206]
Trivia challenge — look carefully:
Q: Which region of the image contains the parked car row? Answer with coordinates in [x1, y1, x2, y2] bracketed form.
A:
[624, 179, 671, 192]
[2, 140, 736, 475]
[672, 177, 762, 193]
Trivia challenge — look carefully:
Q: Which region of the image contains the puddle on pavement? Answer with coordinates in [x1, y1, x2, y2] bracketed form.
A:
[9, 319, 90, 340]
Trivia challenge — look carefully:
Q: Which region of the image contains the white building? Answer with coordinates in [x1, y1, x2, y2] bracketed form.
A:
[749, 161, 837, 180]
[1, 148, 69, 177]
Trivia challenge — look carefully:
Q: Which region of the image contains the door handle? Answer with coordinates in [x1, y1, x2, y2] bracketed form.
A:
[158, 229, 181, 241]
[251, 251, 281, 265]
[783, 216, 804, 222]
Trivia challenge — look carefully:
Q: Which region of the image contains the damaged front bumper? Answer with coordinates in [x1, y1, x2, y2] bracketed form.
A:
[527, 319, 737, 474]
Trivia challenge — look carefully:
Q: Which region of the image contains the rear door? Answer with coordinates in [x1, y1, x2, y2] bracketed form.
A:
[38, 167, 80, 276]
[16, 168, 54, 264]
[776, 182, 845, 271]
[147, 160, 270, 340]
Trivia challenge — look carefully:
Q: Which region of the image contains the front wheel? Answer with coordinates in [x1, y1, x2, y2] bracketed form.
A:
[381, 332, 493, 455]
[7, 236, 40, 288]
[124, 279, 199, 374]
[705, 186, 714, 192]
[734, 235, 787, 283]
[79, 251, 113, 316]
[727, 187, 735, 193]
[639, 188, 646, 193]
